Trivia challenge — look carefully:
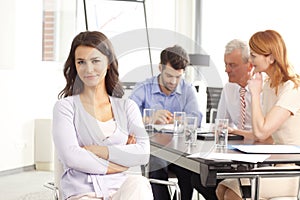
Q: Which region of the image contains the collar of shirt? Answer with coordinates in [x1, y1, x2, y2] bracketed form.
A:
[151, 75, 183, 96]
[240, 84, 249, 92]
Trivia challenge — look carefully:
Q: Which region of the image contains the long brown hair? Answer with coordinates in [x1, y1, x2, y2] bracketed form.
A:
[58, 31, 124, 99]
[249, 30, 300, 94]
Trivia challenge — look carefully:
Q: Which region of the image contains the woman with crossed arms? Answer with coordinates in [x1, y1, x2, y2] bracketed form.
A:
[52, 31, 153, 200]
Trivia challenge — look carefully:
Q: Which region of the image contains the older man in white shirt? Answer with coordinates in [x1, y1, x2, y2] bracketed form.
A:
[216, 39, 254, 138]
[191, 39, 256, 200]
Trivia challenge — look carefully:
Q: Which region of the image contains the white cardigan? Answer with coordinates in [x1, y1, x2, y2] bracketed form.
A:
[52, 95, 150, 199]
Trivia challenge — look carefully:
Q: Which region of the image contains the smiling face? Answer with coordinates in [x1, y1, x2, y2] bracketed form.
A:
[75, 45, 109, 89]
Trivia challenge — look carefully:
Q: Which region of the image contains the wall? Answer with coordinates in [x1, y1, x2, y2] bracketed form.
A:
[0, 0, 65, 171]
[201, 0, 300, 85]
[0, 1, 15, 69]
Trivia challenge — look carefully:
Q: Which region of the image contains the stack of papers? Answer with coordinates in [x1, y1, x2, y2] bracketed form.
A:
[154, 123, 213, 133]
[187, 152, 270, 163]
[187, 144, 300, 163]
[153, 124, 174, 133]
[198, 123, 215, 133]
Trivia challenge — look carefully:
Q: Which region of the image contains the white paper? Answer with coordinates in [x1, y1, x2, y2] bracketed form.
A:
[154, 123, 214, 133]
[197, 123, 215, 133]
[232, 145, 300, 154]
[153, 124, 174, 133]
[187, 152, 270, 163]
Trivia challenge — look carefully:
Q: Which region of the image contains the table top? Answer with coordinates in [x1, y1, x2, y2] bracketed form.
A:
[149, 132, 300, 187]
[149, 132, 300, 166]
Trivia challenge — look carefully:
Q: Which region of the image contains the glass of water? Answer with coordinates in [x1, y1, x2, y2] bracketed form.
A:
[184, 116, 198, 145]
[173, 111, 186, 136]
[214, 118, 229, 148]
[143, 108, 155, 133]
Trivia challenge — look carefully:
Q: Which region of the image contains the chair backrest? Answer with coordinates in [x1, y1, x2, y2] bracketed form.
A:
[206, 87, 222, 123]
[193, 80, 207, 124]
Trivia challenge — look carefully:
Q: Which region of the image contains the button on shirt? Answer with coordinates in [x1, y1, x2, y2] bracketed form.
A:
[216, 82, 253, 131]
[129, 75, 203, 127]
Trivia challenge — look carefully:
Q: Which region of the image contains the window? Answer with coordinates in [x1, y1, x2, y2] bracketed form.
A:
[42, 0, 57, 61]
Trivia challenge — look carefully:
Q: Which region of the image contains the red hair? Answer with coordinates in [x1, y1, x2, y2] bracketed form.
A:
[249, 30, 300, 94]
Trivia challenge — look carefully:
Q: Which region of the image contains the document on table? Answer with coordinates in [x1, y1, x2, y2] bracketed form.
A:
[231, 144, 300, 154]
[187, 152, 270, 163]
[153, 124, 174, 133]
[154, 123, 214, 133]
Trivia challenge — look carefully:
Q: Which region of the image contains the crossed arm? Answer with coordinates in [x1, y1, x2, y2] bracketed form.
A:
[83, 134, 137, 174]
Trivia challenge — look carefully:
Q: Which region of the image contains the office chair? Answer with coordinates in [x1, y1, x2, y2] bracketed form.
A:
[209, 108, 218, 124]
[44, 152, 181, 200]
[206, 87, 222, 123]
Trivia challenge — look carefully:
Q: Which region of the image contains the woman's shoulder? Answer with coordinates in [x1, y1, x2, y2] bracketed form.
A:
[55, 95, 76, 104]
[278, 80, 300, 93]
[110, 96, 136, 107]
[53, 95, 78, 111]
[283, 80, 298, 88]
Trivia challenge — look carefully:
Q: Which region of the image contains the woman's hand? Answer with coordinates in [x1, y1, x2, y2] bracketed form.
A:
[83, 133, 137, 161]
[248, 72, 263, 96]
[126, 134, 136, 144]
[106, 161, 129, 174]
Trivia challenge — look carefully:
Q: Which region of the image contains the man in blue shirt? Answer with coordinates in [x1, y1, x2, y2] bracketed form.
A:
[130, 45, 203, 200]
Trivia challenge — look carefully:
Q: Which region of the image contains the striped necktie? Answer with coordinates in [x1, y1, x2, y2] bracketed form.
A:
[239, 87, 246, 130]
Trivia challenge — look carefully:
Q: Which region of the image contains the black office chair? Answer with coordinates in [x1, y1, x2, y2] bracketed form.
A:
[206, 87, 223, 123]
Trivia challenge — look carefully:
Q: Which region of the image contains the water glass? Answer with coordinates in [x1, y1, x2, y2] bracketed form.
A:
[173, 112, 186, 136]
[214, 119, 229, 148]
[184, 116, 198, 145]
[143, 108, 155, 133]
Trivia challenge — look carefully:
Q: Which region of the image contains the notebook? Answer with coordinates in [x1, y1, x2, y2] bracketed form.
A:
[197, 131, 244, 141]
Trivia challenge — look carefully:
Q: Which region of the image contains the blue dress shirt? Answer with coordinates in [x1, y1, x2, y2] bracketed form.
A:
[129, 75, 203, 127]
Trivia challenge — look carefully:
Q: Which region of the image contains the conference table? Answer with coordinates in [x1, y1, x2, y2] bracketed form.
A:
[149, 132, 300, 200]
